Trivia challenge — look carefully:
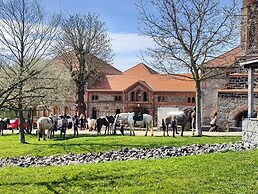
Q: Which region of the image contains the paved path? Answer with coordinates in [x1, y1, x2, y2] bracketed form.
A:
[67, 128, 242, 137]
[3, 128, 242, 137]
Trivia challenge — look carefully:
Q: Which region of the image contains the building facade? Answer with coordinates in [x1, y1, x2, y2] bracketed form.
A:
[86, 63, 196, 126]
[202, 0, 258, 130]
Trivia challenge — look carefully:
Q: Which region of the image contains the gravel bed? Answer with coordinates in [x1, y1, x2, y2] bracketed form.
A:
[0, 141, 257, 168]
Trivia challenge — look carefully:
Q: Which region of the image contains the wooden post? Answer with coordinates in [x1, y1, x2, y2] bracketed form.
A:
[248, 67, 254, 118]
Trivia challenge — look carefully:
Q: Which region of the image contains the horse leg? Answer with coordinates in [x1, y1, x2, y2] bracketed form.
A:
[145, 124, 148, 136]
[129, 124, 132, 136]
[181, 126, 184, 137]
[106, 126, 108, 135]
[37, 130, 40, 141]
[192, 127, 195, 136]
[47, 129, 50, 139]
[52, 129, 55, 138]
[42, 130, 46, 140]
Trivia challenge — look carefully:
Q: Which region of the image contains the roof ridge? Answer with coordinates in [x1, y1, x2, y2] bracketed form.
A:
[123, 63, 158, 75]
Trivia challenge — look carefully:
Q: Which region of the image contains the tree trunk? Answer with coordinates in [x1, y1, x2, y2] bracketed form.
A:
[77, 84, 86, 117]
[195, 80, 202, 136]
[27, 109, 32, 134]
[18, 109, 26, 143]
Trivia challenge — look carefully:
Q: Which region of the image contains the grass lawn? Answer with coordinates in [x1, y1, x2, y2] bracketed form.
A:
[0, 150, 257, 194]
[0, 133, 241, 158]
[0, 133, 257, 193]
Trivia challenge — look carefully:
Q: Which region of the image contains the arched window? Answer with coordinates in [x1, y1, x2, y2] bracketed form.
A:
[53, 107, 58, 115]
[116, 109, 121, 115]
[143, 92, 148, 101]
[192, 97, 195, 103]
[92, 95, 99, 101]
[131, 92, 135, 101]
[188, 97, 191, 103]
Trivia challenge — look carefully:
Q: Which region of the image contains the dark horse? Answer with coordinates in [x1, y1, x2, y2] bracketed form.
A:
[162, 109, 192, 137]
[96, 116, 115, 135]
[0, 118, 10, 135]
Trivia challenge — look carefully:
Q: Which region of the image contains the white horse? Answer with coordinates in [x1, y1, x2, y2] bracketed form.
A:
[37, 115, 58, 141]
[113, 112, 153, 136]
[87, 118, 96, 131]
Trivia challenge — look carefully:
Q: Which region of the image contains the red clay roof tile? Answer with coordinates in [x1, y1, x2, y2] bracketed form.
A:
[90, 63, 195, 92]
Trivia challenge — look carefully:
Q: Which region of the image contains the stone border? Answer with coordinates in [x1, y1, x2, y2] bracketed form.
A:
[0, 142, 257, 168]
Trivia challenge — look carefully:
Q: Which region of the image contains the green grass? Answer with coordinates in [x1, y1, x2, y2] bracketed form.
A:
[0, 133, 256, 194]
[0, 133, 241, 158]
[0, 150, 257, 194]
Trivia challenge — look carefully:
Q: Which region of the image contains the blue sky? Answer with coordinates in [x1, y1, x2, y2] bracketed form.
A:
[41, 0, 151, 71]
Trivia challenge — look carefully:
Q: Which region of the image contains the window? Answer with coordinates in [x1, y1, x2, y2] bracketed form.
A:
[92, 95, 98, 101]
[114, 95, 122, 101]
[188, 97, 191, 103]
[157, 96, 165, 102]
[131, 92, 135, 101]
[192, 97, 195, 103]
[143, 92, 148, 101]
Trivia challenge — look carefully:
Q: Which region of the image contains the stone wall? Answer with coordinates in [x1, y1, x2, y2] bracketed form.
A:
[202, 73, 229, 125]
[217, 94, 248, 129]
[217, 92, 258, 130]
[242, 118, 258, 146]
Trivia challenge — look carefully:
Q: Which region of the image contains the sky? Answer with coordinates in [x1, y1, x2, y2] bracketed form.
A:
[41, 0, 153, 72]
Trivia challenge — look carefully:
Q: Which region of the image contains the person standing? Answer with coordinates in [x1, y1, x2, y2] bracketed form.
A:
[209, 113, 218, 132]
[60, 114, 68, 137]
[73, 115, 79, 137]
[171, 115, 178, 137]
[79, 114, 85, 131]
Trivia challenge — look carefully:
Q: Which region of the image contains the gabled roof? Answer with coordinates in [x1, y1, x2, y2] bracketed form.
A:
[205, 46, 241, 68]
[123, 63, 158, 75]
[89, 63, 195, 92]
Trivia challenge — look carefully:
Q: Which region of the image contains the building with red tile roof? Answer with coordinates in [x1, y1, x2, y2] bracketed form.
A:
[86, 63, 196, 126]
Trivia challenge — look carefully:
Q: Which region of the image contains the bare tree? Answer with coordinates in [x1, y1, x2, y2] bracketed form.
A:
[0, 0, 60, 143]
[137, 0, 240, 136]
[56, 13, 113, 117]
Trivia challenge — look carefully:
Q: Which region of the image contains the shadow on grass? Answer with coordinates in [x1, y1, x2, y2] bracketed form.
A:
[0, 168, 140, 193]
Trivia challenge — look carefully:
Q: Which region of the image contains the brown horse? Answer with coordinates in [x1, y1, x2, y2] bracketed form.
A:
[96, 116, 115, 135]
[163, 109, 192, 137]
[37, 115, 58, 141]
[0, 118, 10, 135]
